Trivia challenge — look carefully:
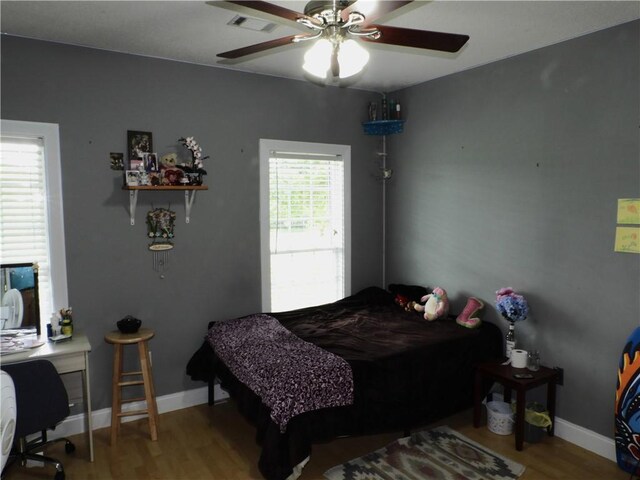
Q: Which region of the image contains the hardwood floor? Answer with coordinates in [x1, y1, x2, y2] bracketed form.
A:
[5, 401, 628, 479]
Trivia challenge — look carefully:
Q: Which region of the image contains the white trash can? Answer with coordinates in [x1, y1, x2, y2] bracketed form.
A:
[486, 400, 514, 435]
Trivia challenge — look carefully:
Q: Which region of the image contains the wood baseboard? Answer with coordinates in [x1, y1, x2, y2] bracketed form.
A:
[49, 386, 615, 462]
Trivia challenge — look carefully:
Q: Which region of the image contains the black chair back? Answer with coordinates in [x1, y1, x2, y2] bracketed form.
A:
[1, 360, 69, 438]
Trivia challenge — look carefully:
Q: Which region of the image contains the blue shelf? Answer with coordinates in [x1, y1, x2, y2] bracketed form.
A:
[362, 120, 405, 136]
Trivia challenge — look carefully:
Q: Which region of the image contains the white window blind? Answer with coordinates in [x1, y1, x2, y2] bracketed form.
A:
[260, 140, 351, 312]
[0, 120, 67, 330]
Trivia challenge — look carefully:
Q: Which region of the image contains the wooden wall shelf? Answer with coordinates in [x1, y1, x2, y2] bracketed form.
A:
[123, 186, 209, 191]
[122, 185, 208, 225]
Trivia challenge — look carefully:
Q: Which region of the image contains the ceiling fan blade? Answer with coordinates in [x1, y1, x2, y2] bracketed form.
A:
[223, 1, 321, 27]
[341, 0, 414, 27]
[362, 25, 469, 53]
[218, 34, 298, 59]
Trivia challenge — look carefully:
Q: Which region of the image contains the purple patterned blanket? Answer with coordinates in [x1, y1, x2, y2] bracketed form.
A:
[207, 314, 354, 433]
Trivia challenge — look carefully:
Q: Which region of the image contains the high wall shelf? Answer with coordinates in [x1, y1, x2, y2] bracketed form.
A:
[362, 119, 405, 136]
[122, 185, 208, 225]
[361, 115, 406, 291]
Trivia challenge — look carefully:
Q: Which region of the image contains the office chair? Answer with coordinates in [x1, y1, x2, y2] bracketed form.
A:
[0, 371, 16, 473]
[1, 360, 75, 480]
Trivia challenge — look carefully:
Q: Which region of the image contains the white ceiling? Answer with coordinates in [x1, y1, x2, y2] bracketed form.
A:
[1, 1, 638, 92]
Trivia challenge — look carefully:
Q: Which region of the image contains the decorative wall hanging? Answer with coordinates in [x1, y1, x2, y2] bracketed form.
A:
[146, 207, 176, 274]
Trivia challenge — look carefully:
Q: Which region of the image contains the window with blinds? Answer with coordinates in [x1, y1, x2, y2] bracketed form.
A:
[0, 120, 67, 331]
[260, 140, 351, 312]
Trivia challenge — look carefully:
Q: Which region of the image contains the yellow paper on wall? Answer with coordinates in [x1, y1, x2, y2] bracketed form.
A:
[617, 199, 640, 224]
[615, 227, 640, 253]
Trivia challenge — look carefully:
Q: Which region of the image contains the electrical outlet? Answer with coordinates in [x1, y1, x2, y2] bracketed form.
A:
[554, 366, 564, 385]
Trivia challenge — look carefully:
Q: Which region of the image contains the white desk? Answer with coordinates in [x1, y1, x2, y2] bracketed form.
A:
[0, 333, 94, 461]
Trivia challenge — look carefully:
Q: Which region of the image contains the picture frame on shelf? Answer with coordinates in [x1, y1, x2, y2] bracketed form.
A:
[127, 130, 153, 161]
[129, 158, 143, 171]
[143, 152, 159, 172]
[125, 170, 141, 186]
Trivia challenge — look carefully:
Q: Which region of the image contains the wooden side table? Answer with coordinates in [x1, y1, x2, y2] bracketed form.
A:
[104, 327, 158, 444]
[473, 360, 559, 450]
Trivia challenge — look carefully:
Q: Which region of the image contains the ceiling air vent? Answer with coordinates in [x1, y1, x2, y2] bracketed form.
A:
[227, 15, 277, 33]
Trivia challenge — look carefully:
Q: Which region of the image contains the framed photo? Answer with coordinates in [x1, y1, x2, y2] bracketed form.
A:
[110, 152, 124, 170]
[125, 170, 141, 186]
[143, 152, 159, 172]
[129, 158, 143, 171]
[127, 130, 153, 161]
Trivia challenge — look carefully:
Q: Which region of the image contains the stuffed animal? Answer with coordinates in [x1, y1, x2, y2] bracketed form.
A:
[160, 153, 183, 185]
[456, 297, 484, 328]
[394, 294, 417, 312]
[414, 287, 449, 321]
[161, 153, 177, 169]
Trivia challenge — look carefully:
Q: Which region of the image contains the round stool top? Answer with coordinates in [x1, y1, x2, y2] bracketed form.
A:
[105, 327, 155, 344]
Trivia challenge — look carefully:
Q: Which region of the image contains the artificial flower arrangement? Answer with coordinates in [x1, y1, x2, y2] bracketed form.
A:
[59, 307, 73, 321]
[495, 287, 529, 323]
[177, 136, 209, 175]
[58, 307, 73, 336]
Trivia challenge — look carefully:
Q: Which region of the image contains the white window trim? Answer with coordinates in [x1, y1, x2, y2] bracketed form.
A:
[1, 119, 69, 317]
[259, 139, 352, 312]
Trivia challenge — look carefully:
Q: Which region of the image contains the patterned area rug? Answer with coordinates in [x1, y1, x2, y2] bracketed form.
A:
[324, 426, 525, 480]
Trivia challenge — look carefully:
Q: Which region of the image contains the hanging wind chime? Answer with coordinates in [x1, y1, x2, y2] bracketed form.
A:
[146, 206, 176, 275]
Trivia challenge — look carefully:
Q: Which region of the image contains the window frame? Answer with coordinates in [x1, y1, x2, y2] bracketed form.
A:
[259, 138, 351, 312]
[1, 119, 69, 326]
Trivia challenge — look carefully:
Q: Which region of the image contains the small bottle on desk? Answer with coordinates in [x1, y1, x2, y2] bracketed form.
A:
[505, 323, 516, 360]
[61, 318, 73, 336]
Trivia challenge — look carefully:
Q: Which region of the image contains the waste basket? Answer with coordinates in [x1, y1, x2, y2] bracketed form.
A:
[525, 402, 552, 443]
[486, 401, 514, 435]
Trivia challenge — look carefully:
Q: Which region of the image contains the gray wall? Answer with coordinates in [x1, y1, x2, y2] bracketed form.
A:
[2, 20, 638, 441]
[0, 36, 383, 410]
[386, 20, 639, 437]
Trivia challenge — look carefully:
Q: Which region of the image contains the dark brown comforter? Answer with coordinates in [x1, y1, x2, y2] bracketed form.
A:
[187, 286, 502, 480]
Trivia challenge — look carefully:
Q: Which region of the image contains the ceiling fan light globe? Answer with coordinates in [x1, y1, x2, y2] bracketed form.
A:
[303, 39, 332, 78]
[337, 39, 369, 79]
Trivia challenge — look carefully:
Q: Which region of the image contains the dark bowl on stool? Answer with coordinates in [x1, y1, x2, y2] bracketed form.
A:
[117, 316, 141, 334]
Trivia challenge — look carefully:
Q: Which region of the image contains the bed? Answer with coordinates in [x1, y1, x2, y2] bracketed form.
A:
[186, 286, 503, 480]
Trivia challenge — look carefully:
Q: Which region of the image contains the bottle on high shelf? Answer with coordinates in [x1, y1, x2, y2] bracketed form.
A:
[368, 102, 377, 121]
[505, 323, 516, 360]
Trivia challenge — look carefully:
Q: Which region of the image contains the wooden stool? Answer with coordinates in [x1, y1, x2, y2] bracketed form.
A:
[104, 327, 158, 444]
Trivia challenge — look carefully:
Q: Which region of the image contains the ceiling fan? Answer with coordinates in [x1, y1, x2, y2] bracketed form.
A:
[215, 0, 469, 80]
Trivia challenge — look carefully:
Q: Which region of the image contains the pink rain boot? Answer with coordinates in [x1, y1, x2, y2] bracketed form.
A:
[456, 297, 484, 328]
